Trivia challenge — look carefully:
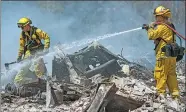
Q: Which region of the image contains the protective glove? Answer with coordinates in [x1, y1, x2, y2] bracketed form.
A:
[17, 56, 22, 63]
[142, 24, 149, 30]
[142, 22, 156, 30]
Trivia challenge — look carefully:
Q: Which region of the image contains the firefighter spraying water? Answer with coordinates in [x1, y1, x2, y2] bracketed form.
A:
[2, 4, 186, 112]
[141, 6, 186, 110]
[12, 17, 50, 86]
[4, 14, 185, 88]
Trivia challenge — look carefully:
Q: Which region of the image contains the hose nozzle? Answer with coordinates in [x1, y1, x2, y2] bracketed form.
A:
[142, 24, 149, 30]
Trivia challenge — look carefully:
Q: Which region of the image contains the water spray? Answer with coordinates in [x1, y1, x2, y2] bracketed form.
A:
[59, 27, 142, 51]
[4, 26, 142, 70]
[3, 21, 186, 70]
[7, 22, 185, 70]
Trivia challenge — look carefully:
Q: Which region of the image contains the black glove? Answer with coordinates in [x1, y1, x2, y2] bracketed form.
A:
[17, 56, 22, 63]
[142, 24, 149, 30]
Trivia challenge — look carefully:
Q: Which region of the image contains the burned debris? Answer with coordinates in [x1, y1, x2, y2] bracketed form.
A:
[1, 41, 185, 112]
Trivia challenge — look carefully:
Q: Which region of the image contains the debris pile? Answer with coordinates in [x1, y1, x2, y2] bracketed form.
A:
[1, 42, 185, 112]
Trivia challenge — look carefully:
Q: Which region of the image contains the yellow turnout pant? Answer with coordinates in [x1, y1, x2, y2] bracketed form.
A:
[154, 57, 179, 99]
[14, 50, 46, 85]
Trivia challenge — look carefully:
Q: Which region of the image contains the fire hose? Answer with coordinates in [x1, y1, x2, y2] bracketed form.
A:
[142, 22, 186, 62]
[142, 22, 186, 42]
[155, 22, 186, 41]
[142, 21, 186, 50]
[155, 22, 186, 61]
[155, 22, 186, 51]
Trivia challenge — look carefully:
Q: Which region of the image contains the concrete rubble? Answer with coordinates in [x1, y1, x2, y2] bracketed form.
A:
[1, 41, 185, 112]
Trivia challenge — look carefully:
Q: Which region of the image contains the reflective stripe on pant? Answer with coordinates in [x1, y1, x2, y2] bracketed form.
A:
[154, 57, 179, 98]
[14, 50, 46, 85]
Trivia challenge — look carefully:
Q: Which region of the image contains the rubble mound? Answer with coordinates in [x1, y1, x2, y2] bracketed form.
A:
[1, 42, 185, 112]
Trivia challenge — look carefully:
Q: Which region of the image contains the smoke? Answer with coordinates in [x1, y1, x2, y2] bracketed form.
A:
[1, 60, 33, 87]
[1, 1, 185, 85]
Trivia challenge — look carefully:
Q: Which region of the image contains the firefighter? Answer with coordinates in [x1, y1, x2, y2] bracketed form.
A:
[142, 6, 180, 101]
[14, 17, 50, 85]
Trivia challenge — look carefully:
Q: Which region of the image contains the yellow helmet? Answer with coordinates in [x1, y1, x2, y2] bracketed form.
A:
[17, 17, 32, 27]
[153, 6, 171, 18]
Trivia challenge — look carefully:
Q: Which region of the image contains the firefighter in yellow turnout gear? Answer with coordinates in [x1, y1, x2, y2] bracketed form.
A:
[143, 6, 179, 100]
[14, 17, 50, 85]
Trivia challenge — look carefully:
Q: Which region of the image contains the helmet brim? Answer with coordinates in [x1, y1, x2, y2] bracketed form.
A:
[17, 22, 30, 28]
